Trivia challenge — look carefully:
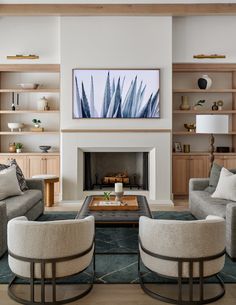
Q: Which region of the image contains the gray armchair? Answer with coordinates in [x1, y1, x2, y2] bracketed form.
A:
[189, 178, 236, 260]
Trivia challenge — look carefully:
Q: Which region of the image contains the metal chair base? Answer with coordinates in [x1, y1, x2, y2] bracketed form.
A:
[139, 262, 225, 305]
[8, 271, 94, 305]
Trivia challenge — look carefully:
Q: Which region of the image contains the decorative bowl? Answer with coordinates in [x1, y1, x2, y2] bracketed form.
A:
[184, 123, 196, 132]
[39, 145, 51, 153]
[18, 83, 39, 89]
[8, 123, 24, 132]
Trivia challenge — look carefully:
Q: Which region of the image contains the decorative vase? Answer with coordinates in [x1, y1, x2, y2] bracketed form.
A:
[37, 96, 48, 111]
[198, 75, 212, 90]
[179, 96, 190, 110]
[9, 143, 16, 153]
[16, 148, 22, 153]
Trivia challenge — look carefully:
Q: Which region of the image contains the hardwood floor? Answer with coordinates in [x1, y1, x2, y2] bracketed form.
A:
[1, 198, 235, 305]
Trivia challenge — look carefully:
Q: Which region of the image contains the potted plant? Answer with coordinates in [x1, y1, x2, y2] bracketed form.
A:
[32, 119, 41, 128]
[15, 143, 23, 153]
[103, 191, 111, 201]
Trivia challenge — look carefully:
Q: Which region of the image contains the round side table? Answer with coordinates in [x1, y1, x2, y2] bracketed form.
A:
[32, 175, 59, 207]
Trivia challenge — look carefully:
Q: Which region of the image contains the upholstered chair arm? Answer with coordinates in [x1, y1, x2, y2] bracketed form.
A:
[26, 178, 44, 203]
[0, 201, 7, 257]
[226, 203, 236, 259]
[189, 178, 210, 191]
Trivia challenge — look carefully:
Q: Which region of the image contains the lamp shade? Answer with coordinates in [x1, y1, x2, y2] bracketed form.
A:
[196, 115, 229, 134]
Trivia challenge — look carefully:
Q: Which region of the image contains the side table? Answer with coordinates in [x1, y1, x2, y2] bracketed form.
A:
[32, 175, 59, 207]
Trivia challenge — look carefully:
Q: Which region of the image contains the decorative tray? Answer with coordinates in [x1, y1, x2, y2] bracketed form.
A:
[88, 195, 139, 211]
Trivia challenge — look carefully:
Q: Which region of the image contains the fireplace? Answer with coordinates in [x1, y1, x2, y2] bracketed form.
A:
[61, 131, 172, 205]
[84, 152, 149, 191]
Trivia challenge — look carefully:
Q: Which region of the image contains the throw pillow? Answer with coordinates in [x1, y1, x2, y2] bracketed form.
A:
[211, 167, 236, 201]
[205, 162, 236, 193]
[0, 159, 28, 191]
[0, 166, 23, 200]
[9, 159, 28, 191]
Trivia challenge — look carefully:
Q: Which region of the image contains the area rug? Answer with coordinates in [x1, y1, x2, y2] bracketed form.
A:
[0, 211, 236, 284]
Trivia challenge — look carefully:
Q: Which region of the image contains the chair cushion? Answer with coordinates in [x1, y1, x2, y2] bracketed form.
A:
[6, 190, 42, 220]
[190, 191, 228, 219]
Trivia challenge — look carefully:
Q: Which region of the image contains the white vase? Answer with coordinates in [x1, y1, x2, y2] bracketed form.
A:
[198, 75, 212, 90]
[16, 148, 22, 153]
[37, 96, 48, 111]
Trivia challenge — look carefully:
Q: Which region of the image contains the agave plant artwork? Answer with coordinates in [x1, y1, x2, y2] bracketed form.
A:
[73, 69, 160, 118]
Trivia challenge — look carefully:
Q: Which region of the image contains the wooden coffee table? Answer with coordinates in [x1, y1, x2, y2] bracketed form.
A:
[76, 195, 152, 224]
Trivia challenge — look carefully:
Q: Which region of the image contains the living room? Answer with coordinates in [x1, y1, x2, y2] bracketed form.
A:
[0, 1, 236, 305]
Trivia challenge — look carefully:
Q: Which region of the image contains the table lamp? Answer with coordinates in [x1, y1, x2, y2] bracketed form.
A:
[196, 115, 229, 170]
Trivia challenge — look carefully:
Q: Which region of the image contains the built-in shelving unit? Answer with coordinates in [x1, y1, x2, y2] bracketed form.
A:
[0, 64, 60, 152]
[0, 64, 60, 195]
[172, 63, 236, 196]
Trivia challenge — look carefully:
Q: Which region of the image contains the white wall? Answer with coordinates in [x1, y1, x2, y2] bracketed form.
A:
[60, 16, 172, 129]
[173, 16, 236, 63]
[0, 17, 60, 64]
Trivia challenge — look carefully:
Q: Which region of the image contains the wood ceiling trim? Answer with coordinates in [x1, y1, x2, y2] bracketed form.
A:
[0, 4, 236, 16]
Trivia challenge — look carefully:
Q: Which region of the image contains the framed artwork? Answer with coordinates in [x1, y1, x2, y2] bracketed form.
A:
[174, 142, 182, 153]
[72, 69, 160, 118]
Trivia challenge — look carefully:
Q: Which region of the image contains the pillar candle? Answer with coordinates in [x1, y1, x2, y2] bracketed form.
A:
[115, 183, 123, 193]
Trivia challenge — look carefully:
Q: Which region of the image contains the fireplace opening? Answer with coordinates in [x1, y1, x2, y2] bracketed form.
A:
[84, 152, 149, 191]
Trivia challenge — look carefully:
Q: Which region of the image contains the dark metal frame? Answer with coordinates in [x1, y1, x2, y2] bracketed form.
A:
[8, 239, 95, 305]
[138, 237, 225, 305]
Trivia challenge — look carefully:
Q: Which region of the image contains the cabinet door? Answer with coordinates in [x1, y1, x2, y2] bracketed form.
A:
[44, 155, 60, 194]
[0, 156, 10, 165]
[172, 156, 189, 195]
[0, 155, 27, 176]
[189, 156, 209, 178]
[28, 156, 44, 178]
[224, 156, 236, 169]
[214, 157, 225, 167]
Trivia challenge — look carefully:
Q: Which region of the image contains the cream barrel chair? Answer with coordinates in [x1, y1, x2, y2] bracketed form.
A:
[139, 216, 226, 304]
[7, 215, 95, 305]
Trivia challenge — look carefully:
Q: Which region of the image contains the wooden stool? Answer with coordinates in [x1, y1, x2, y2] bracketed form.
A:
[32, 175, 59, 207]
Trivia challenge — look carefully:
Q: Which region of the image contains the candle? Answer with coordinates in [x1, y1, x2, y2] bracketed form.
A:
[115, 182, 123, 193]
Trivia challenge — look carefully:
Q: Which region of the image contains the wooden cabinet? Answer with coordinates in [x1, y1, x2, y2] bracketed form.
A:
[28, 155, 60, 194]
[173, 154, 209, 196]
[0, 155, 27, 176]
[0, 153, 60, 195]
[214, 155, 236, 169]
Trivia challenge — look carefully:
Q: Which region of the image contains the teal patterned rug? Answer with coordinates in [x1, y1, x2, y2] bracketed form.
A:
[0, 211, 235, 284]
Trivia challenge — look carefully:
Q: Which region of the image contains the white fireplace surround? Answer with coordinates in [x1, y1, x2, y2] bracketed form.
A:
[61, 131, 172, 205]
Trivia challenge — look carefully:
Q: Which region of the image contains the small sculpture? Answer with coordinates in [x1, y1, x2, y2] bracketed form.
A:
[212, 102, 219, 111]
[198, 75, 212, 90]
[217, 100, 224, 110]
[184, 123, 196, 132]
[193, 100, 205, 110]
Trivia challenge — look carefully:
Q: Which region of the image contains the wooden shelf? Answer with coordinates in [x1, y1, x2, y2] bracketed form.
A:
[0, 131, 59, 135]
[0, 89, 59, 93]
[0, 152, 60, 155]
[0, 64, 60, 72]
[173, 131, 236, 135]
[0, 110, 59, 114]
[173, 89, 236, 93]
[173, 110, 236, 114]
[173, 152, 236, 156]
